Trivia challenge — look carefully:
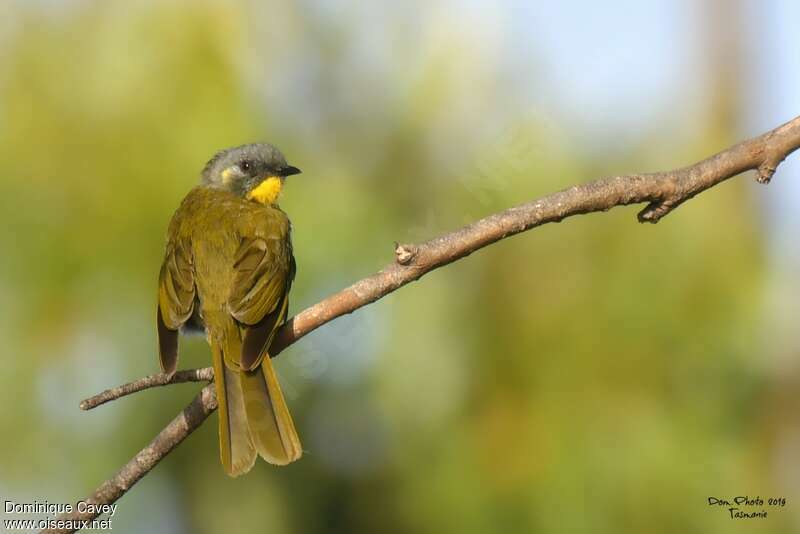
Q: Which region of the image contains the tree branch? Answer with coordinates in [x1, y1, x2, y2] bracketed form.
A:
[43, 386, 217, 534]
[79, 368, 214, 411]
[51, 115, 800, 533]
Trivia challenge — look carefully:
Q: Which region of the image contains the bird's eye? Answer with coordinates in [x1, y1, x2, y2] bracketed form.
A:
[240, 160, 251, 172]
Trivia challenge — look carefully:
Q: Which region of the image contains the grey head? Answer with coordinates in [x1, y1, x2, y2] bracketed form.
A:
[201, 143, 301, 196]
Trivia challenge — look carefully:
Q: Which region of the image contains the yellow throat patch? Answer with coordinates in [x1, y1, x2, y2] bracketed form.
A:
[247, 176, 283, 205]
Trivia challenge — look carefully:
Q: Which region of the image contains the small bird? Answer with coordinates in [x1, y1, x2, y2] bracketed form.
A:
[156, 144, 302, 476]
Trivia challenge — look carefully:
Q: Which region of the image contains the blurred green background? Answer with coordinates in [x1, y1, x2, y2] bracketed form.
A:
[1, 1, 799, 532]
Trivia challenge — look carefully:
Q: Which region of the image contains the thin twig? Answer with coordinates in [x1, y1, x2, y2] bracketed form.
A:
[79, 368, 214, 410]
[50, 115, 800, 533]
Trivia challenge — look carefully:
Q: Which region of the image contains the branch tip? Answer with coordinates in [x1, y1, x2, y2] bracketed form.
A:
[79, 368, 214, 411]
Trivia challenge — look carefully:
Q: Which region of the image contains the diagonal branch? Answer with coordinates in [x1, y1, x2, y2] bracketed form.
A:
[49, 115, 800, 533]
[43, 385, 217, 534]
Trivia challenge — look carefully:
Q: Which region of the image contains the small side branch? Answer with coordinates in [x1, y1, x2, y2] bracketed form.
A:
[79, 368, 214, 411]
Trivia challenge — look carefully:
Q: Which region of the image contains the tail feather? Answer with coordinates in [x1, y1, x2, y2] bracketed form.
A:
[241, 354, 303, 465]
[212, 341, 256, 477]
[212, 320, 301, 476]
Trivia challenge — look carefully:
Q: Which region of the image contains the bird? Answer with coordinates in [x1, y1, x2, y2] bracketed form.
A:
[156, 143, 303, 476]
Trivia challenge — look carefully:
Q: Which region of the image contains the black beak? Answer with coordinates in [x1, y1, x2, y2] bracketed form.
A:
[281, 165, 302, 177]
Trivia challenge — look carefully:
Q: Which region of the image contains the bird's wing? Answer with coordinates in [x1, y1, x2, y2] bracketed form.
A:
[229, 234, 294, 371]
[157, 239, 195, 375]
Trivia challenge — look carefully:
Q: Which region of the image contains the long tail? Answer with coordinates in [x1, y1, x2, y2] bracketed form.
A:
[211, 340, 255, 476]
[212, 324, 301, 477]
[241, 353, 303, 466]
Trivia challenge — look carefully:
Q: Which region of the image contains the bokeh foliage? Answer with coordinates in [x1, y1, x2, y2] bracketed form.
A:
[0, 1, 790, 533]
